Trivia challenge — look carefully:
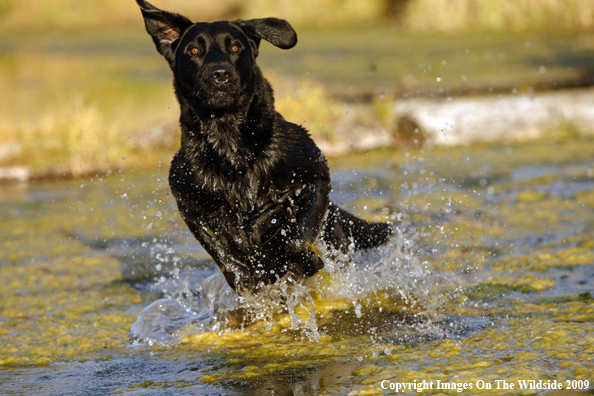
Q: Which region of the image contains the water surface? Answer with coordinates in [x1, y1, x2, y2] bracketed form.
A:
[1, 140, 594, 395]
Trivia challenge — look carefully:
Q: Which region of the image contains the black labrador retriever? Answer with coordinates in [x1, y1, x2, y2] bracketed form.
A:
[136, 0, 392, 294]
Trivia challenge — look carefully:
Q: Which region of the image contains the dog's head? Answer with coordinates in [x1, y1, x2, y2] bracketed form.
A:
[136, 0, 297, 111]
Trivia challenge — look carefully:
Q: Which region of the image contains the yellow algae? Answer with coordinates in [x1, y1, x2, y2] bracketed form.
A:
[493, 255, 541, 272]
[199, 374, 221, 383]
[232, 371, 262, 380]
[575, 189, 594, 208]
[232, 365, 261, 376]
[34, 357, 52, 365]
[318, 345, 340, 356]
[352, 387, 383, 395]
[353, 364, 379, 376]
[573, 368, 590, 376]
[471, 360, 492, 368]
[0, 251, 151, 366]
[181, 332, 224, 345]
[583, 345, 594, 353]
[517, 190, 548, 203]
[1, 141, 594, 395]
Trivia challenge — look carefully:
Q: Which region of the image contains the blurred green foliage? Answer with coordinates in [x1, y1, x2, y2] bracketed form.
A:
[1, 0, 592, 177]
[0, 0, 593, 32]
[0, 0, 10, 18]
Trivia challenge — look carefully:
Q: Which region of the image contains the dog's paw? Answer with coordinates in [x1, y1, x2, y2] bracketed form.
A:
[284, 240, 324, 278]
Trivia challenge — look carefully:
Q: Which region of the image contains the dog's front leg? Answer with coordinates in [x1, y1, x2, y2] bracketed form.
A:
[280, 180, 330, 278]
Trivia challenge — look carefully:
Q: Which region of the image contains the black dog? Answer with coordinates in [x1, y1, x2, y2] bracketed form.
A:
[136, 0, 392, 294]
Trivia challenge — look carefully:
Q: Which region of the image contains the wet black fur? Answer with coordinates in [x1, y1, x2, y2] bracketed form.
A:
[136, 0, 393, 294]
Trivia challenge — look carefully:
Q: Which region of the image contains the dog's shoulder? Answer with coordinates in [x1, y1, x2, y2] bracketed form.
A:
[270, 114, 329, 185]
[275, 115, 320, 155]
[168, 149, 195, 201]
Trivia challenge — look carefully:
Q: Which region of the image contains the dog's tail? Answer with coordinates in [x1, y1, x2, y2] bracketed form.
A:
[321, 202, 393, 253]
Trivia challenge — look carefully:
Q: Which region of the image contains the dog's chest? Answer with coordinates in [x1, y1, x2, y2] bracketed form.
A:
[216, 168, 269, 218]
[171, 148, 288, 235]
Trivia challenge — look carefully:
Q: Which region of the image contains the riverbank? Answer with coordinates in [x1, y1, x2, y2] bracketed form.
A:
[2, 86, 594, 182]
[1, 28, 593, 181]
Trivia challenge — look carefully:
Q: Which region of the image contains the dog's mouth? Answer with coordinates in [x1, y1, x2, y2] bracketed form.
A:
[194, 82, 243, 109]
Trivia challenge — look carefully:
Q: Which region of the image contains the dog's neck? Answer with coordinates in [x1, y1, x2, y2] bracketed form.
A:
[177, 75, 278, 175]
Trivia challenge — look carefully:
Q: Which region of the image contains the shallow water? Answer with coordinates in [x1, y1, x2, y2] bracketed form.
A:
[1, 140, 594, 395]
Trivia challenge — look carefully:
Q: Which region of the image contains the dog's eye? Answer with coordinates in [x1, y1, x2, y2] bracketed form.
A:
[231, 45, 240, 53]
[189, 46, 200, 55]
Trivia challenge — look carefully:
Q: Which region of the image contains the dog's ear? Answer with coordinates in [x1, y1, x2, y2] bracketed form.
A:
[235, 18, 297, 56]
[136, 0, 193, 64]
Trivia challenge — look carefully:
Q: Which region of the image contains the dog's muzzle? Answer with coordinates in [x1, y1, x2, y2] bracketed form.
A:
[195, 64, 242, 108]
[209, 65, 233, 85]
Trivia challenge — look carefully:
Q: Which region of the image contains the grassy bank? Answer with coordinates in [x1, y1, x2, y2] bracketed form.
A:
[0, 46, 179, 177]
[1, 0, 593, 31]
[1, 26, 593, 179]
[403, 0, 594, 33]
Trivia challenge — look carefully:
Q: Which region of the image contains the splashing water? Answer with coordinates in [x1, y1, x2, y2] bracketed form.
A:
[131, 224, 461, 346]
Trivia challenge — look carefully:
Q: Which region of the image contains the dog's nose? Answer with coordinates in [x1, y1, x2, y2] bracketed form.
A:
[209, 66, 233, 84]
